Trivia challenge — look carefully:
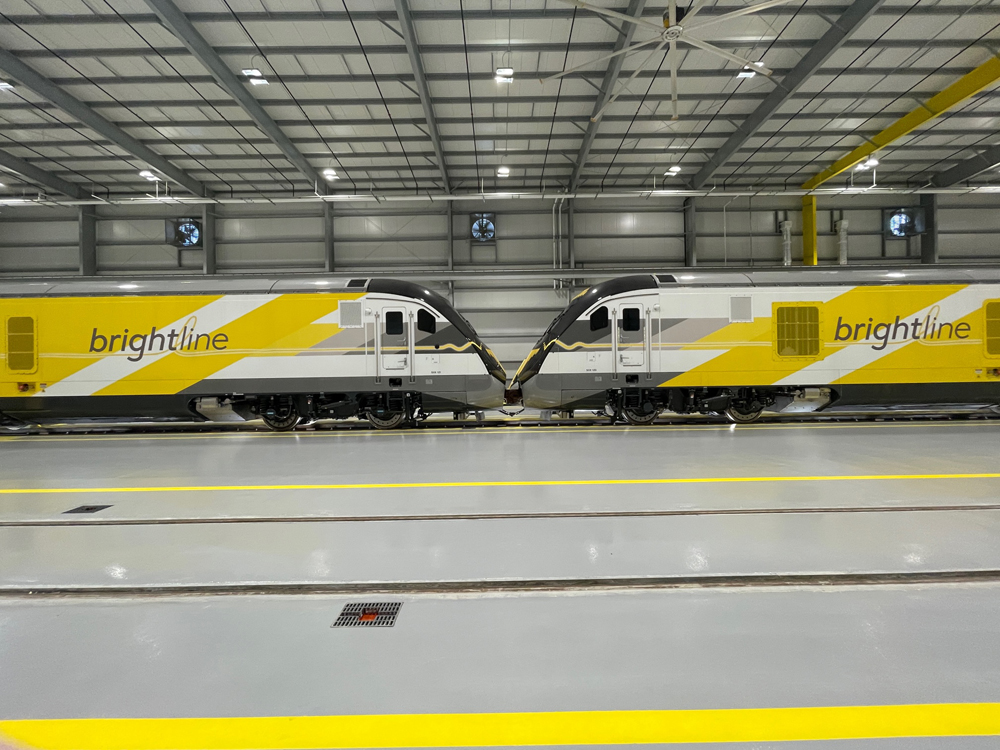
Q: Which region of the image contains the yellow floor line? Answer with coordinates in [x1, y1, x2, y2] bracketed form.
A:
[0, 418, 996, 443]
[2, 704, 999, 749]
[1, 472, 998, 495]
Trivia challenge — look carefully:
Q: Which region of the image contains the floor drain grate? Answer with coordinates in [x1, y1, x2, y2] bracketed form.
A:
[63, 505, 112, 514]
[331, 602, 402, 628]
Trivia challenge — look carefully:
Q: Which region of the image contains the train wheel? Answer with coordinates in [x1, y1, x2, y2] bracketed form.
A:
[623, 407, 660, 425]
[367, 411, 408, 430]
[723, 405, 763, 424]
[262, 405, 301, 431]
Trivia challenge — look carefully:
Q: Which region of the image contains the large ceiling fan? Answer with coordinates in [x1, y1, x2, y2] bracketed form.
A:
[544, 0, 800, 121]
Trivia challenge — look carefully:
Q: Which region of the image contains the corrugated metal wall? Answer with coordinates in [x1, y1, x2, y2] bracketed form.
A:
[2, 193, 998, 367]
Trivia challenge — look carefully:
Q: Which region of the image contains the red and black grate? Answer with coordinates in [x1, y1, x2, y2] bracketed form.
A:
[331, 602, 402, 628]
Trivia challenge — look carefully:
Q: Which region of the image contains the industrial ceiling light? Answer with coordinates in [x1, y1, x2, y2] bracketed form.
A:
[241, 69, 262, 77]
[138, 170, 160, 181]
[497, 165, 511, 177]
[664, 166, 682, 175]
[737, 64, 762, 79]
[323, 168, 340, 181]
[854, 157, 879, 171]
[249, 78, 269, 86]
[495, 67, 514, 83]
[0, 82, 13, 92]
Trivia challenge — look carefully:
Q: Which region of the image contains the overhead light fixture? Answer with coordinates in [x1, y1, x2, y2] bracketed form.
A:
[0, 183, 5, 188]
[138, 170, 159, 181]
[664, 166, 681, 175]
[497, 165, 510, 177]
[323, 168, 339, 181]
[0, 82, 13, 92]
[495, 67, 514, 83]
[736, 62, 764, 78]
[249, 78, 269, 86]
[854, 157, 879, 171]
[241, 69, 262, 77]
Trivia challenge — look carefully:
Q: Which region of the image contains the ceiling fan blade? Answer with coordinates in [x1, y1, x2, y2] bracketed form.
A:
[680, 34, 773, 76]
[669, 40, 679, 120]
[681, 0, 712, 23]
[540, 37, 663, 83]
[684, 0, 802, 32]
[551, 0, 665, 32]
[668, 0, 676, 27]
[591, 40, 668, 121]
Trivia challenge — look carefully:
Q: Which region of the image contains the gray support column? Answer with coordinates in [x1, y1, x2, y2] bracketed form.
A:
[202, 204, 216, 275]
[921, 193, 938, 264]
[323, 202, 335, 272]
[683, 197, 697, 267]
[79, 206, 97, 276]
[446, 203, 454, 271]
[568, 198, 576, 270]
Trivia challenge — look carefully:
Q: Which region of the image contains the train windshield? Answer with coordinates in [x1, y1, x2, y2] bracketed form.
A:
[367, 279, 506, 382]
[514, 275, 658, 384]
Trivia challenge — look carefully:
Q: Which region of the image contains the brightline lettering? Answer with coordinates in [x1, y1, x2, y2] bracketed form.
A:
[834, 307, 969, 351]
[89, 318, 229, 362]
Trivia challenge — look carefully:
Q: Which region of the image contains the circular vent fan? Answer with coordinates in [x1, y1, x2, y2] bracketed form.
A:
[472, 217, 496, 242]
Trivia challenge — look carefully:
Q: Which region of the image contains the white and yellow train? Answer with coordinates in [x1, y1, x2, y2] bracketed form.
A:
[514, 269, 1000, 423]
[0, 277, 506, 430]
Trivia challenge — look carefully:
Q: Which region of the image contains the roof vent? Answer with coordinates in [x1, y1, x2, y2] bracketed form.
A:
[346, 278, 368, 289]
[657, 274, 677, 283]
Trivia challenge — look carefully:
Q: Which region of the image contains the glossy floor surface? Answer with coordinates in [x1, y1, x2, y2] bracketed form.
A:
[2, 419, 1000, 748]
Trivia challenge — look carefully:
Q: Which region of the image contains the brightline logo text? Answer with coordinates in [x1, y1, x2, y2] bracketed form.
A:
[89, 316, 229, 362]
[834, 306, 970, 351]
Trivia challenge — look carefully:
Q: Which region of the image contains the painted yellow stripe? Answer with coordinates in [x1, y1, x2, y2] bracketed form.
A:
[2, 704, 999, 749]
[1, 472, 998, 495]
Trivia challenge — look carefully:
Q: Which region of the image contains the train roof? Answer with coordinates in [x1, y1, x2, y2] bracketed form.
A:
[0, 276, 373, 298]
[653, 267, 1000, 287]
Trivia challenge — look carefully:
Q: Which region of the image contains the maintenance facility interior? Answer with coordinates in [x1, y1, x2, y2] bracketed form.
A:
[3, 1, 1000, 748]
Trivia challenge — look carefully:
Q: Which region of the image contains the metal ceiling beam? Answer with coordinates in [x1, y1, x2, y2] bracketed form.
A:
[16, 88, 1000, 112]
[0, 147, 86, 199]
[803, 54, 1000, 189]
[3, 6, 991, 25]
[393, 0, 450, 193]
[691, 0, 885, 190]
[0, 48, 208, 197]
[142, 0, 322, 191]
[570, 0, 647, 192]
[13, 38, 983, 59]
[928, 144, 1000, 187]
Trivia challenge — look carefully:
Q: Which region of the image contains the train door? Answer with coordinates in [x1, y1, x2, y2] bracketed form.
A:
[413, 307, 442, 377]
[617, 304, 646, 370]
[379, 307, 409, 375]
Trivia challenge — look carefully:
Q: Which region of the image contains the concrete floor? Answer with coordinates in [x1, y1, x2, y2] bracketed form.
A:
[1, 420, 1000, 748]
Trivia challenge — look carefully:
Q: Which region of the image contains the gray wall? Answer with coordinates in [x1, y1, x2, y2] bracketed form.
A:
[2, 193, 998, 367]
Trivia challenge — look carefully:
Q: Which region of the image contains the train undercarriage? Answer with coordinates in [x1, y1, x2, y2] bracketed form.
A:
[225, 391, 431, 431]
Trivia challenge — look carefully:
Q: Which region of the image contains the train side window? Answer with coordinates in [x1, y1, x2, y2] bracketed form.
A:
[621, 307, 641, 332]
[6, 316, 36, 373]
[385, 311, 404, 336]
[986, 301, 1000, 356]
[775, 305, 820, 357]
[417, 309, 436, 334]
[590, 306, 609, 331]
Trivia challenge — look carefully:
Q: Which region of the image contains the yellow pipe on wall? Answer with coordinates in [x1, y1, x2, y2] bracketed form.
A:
[802, 195, 817, 266]
[802, 55, 1000, 190]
